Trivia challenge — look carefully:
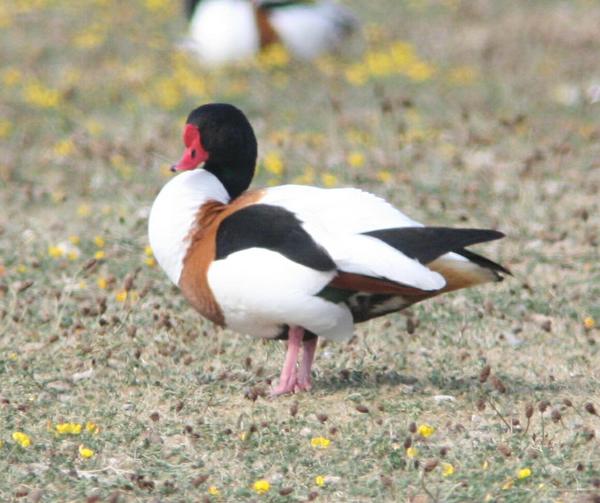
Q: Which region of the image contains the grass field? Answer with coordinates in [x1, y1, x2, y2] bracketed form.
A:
[1, 0, 599, 501]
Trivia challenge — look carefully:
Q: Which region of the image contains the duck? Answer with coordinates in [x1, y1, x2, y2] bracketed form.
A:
[148, 103, 510, 396]
[182, 0, 358, 66]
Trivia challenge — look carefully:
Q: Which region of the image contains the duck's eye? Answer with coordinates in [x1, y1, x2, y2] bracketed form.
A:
[191, 149, 196, 159]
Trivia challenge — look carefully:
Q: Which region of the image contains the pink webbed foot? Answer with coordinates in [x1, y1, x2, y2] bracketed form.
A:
[270, 327, 318, 397]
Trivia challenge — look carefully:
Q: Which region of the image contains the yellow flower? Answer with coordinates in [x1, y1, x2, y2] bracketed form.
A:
[389, 41, 416, 68]
[263, 152, 284, 176]
[97, 277, 107, 289]
[78, 444, 94, 458]
[12, 431, 31, 448]
[85, 119, 103, 137]
[406, 447, 418, 458]
[584, 316, 596, 330]
[94, 236, 105, 248]
[145, 0, 169, 13]
[258, 43, 290, 68]
[321, 173, 337, 188]
[115, 290, 128, 302]
[482, 460, 490, 470]
[85, 421, 99, 434]
[77, 204, 92, 217]
[517, 468, 532, 480]
[23, 82, 61, 108]
[144, 257, 156, 267]
[94, 251, 106, 260]
[405, 61, 435, 82]
[447, 65, 478, 86]
[69, 235, 80, 245]
[310, 436, 331, 449]
[253, 479, 270, 494]
[2, 67, 22, 87]
[441, 462, 455, 476]
[417, 423, 435, 438]
[345, 63, 369, 86]
[315, 475, 326, 487]
[67, 250, 80, 261]
[347, 151, 365, 169]
[16, 264, 27, 273]
[144, 245, 153, 257]
[53, 139, 75, 157]
[55, 422, 82, 435]
[376, 170, 392, 183]
[208, 486, 219, 496]
[73, 28, 105, 49]
[48, 245, 64, 258]
[366, 51, 394, 77]
[0, 119, 12, 138]
[152, 77, 182, 110]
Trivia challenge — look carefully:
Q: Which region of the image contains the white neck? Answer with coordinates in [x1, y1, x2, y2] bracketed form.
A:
[148, 170, 229, 285]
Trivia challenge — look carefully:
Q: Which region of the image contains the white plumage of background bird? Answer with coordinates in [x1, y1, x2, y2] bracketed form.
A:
[182, 0, 358, 66]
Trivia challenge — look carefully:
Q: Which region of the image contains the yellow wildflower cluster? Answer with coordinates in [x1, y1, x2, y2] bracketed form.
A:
[406, 446, 418, 458]
[517, 467, 532, 480]
[347, 151, 365, 169]
[55, 422, 82, 435]
[253, 479, 270, 494]
[345, 40, 435, 86]
[417, 423, 435, 438]
[441, 462, 455, 477]
[145, 0, 170, 13]
[23, 81, 61, 108]
[584, 316, 596, 329]
[310, 436, 331, 449]
[0, 119, 12, 139]
[447, 65, 478, 86]
[48, 241, 80, 261]
[2, 68, 22, 87]
[53, 138, 75, 157]
[257, 43, 290, 69]
[321, 173, 337, 188]
[314, 475, 326, 487]
[73, 23, 106, 50]
[78, 444, 95, 459]
[144, 245, 156, 267]
[12, 431, 31, 448]
[263, 152, 284, 176]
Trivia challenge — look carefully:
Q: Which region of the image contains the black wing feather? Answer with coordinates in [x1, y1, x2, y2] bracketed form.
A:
[364, 227, 505, 265]
[216, 204, 336, 272]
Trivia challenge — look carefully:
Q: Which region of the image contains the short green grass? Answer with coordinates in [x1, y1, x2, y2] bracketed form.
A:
[1, 0, 599, 501]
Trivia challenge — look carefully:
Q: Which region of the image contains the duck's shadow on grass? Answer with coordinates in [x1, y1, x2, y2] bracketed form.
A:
[313, 369, 578, 397]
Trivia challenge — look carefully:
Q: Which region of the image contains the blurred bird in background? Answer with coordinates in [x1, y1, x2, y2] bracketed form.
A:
[182, 0, 358, 66]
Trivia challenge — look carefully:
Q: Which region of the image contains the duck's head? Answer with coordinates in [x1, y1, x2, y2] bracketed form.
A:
[172, 103, 258, 200]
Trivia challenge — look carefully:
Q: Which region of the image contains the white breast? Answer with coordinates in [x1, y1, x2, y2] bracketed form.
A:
[148, 170, 229, 285]
[188, 0, 259, 66]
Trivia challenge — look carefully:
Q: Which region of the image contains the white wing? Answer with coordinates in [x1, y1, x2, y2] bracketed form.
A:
[261, 185, 446, 291]
[267, 1, 357, 59]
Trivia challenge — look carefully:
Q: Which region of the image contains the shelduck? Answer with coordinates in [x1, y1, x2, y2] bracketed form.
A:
[182, 0, 358, 66]
[148, 103, 510, 395]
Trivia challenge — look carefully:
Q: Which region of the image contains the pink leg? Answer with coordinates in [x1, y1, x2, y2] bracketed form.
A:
[270, 326, 304, 396]
[296, 337, 318, 392]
